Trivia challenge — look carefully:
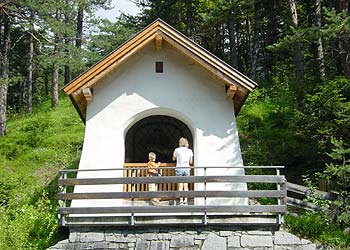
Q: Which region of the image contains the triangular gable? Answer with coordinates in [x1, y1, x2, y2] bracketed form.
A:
[64, 19, 257, 122]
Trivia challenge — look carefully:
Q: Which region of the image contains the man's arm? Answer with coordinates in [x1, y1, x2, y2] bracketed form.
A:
[172, 149, 176, 161]
[189, 156, 193, 165]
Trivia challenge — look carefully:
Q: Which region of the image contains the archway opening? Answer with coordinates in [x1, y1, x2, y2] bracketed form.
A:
[125, 115, 193, 163]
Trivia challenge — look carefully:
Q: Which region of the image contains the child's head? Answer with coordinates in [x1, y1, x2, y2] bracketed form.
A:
[178, 137, 189, 148]
[148, 152, 156, 161]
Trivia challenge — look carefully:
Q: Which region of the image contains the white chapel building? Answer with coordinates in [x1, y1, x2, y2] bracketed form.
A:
[63, 19, 257, 209]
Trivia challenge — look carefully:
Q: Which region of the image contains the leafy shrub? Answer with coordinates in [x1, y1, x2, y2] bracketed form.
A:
[0, 192, 59, 250]
[285, 212, 350, 248]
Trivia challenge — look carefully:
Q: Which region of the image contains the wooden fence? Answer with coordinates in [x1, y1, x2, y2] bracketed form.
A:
[286, 182, 339, 211]
[57, 165, 287, 227]
[123, 163, 195, 192]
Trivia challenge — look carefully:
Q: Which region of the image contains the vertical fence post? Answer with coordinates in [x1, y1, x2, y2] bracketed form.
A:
[57, 171, 67, 226]
[280, 176, 287, 225]
[63, 172, 67, 208]
[276, 168, 283, 225]
[203, 166, 208, 225]
[130, 168, 135, 225]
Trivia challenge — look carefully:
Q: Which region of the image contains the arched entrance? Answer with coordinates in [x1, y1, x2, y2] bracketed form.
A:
[125, 115, 193, 163]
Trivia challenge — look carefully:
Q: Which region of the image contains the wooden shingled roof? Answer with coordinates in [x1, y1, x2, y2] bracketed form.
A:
[64, 19, 257, 122]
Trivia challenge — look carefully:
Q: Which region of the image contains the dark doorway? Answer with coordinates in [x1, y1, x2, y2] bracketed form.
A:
[125, 115, 193, 163]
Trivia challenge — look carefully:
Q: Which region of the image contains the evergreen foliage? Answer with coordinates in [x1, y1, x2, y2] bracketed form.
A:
[0, 0, 349, 248]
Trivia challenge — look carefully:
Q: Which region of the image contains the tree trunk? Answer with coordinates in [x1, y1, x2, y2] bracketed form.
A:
[228, 8, 238, 68]
[0, 13, 10, 136]
[338, 0, 350, 77]
[315, 0, 325, 79]
[64, 0, 71, 85]
[64, 65, 70, 84]
[76, 4, 83, 48]
[26, 9, 34, 113]
[0, 84, 8, 136]
[288, 0, 304, 87]
[177, 0, 182, 28]
[51, 63, 59, 108]
[64, 35, 70, 85]
[44, 69, 49, 96]
[250, 0, 260, 80]
[185, 0, 193, 37]
[51, 34, 59, 109]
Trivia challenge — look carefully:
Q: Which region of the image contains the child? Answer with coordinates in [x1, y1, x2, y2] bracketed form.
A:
[147, 152, 161, 204]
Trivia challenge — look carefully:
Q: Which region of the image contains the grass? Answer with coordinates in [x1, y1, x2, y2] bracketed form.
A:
[285, 212, 350, 249]
[0, 96, 84, 250]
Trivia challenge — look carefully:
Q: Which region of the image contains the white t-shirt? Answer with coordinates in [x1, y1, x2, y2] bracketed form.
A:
[173, 147, 193, 167]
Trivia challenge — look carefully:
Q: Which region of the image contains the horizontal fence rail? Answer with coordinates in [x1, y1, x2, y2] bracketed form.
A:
[58, 175, 286, 186]
[57, 165, 286, 227]
[286, 182, 339, 211]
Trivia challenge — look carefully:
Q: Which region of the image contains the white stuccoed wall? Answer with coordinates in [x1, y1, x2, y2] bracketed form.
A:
[72, 42, 247, 209]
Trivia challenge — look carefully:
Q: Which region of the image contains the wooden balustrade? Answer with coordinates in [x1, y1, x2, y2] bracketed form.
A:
[57, 165, 286, 227]
[123, 163, 195, 193]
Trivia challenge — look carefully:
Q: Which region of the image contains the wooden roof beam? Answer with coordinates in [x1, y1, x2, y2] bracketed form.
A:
[82, 88, 93, 102]
[226, 85, 237, 99]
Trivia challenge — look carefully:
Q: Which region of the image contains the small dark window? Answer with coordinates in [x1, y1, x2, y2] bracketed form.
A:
[155, 61, 163, 73]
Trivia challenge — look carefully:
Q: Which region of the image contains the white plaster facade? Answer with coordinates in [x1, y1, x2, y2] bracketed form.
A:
[72, 42, 248, 209]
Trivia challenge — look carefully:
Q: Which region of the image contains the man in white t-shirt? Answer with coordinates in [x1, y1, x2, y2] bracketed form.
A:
[172, 137, 193, 205]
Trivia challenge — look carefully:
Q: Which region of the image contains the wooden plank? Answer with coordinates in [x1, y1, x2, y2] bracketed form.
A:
[286, 197, 319, 211]
[58, 190, 286, 200]
[63, 215, 280, 227]
[226, 85, 237, 99]
[57, 205, 286, 215]
[124, 163, 176, 167]
[58, 165, 285, 173]
[286, 182, 329, 199]
[58, 175, 286, 186]
[82, 88, 93, 102]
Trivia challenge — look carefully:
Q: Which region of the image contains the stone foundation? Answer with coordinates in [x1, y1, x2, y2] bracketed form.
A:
[47, 227, 325, 250]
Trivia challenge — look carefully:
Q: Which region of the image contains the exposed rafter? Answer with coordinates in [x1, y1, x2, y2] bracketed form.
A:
[82, 88, 93, 102]
[226, 85, 237, 99]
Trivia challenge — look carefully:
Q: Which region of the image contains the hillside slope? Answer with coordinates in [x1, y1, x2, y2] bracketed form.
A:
[0, 97, 84, 250]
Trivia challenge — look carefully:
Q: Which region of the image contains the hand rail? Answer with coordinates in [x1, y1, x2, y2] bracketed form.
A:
[59, 165, 285, 173]
[57, 165, 287, 227]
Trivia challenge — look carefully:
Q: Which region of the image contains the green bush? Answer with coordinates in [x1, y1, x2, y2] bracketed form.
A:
[285, 212, 350, 248]
[0, 192, 59, 250]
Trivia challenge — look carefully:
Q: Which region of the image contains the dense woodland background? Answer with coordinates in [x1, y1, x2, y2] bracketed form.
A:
[0, 0, 349, 249]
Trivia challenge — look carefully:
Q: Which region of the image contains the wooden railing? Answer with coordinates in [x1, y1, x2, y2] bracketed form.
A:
[286, 182, 339, 211]
[57, 166, 287, 227]
[123, 163, 194, 193]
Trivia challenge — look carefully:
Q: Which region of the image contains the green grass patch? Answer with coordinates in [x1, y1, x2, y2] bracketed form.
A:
[0, 96, 84, 250]
[285, 212, 350, 249]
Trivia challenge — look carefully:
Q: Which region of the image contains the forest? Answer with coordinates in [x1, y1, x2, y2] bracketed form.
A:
[0, 0, 349, 249]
